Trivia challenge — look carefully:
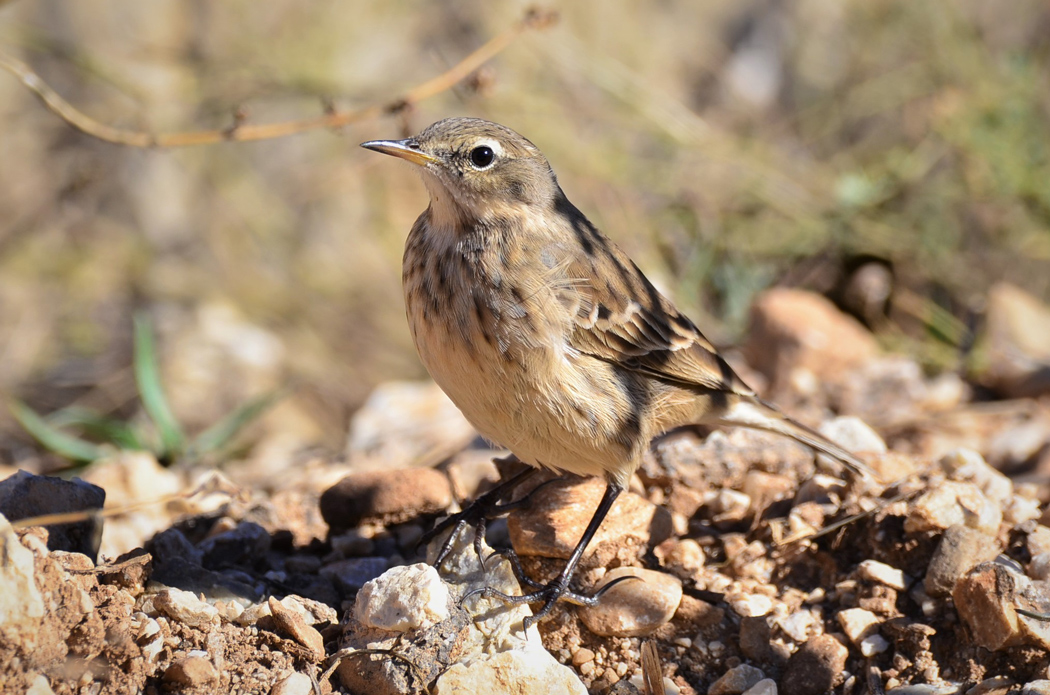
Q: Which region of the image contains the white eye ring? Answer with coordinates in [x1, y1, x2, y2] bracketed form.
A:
[468, 139, 502, 169]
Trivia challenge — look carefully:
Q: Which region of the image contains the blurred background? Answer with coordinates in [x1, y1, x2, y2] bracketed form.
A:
[1, 0, 1049, 473]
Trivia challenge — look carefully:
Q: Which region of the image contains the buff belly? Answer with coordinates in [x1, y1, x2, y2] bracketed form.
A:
[406, 296, 639, 484]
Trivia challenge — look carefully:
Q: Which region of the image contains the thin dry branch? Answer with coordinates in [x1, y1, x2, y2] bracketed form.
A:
[0, 7, 557, 148]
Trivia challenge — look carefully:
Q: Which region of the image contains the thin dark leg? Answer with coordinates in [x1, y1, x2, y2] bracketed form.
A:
[464, 481, 630, 632]
[472, 475, 573, 570]
[420, 464, 538, 567]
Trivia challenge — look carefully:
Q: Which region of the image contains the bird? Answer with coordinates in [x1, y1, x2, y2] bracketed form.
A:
[361, 117, 874, 628]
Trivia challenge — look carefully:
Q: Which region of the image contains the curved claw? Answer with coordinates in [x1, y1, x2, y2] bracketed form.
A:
[461, 571, 644, 632]
[473, 516, 488, 566]
[418, 466, 538, 568]
[588, 574, 643, 602]
[425, 517, 469, 568]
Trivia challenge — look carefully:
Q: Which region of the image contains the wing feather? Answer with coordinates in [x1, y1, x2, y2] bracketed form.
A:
[561, 241, 754, 396]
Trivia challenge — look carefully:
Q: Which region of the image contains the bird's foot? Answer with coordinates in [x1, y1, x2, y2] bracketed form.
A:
[419, 464, 537, 567]
[460, 480, 632, 632]
[462, 562, 638, 632]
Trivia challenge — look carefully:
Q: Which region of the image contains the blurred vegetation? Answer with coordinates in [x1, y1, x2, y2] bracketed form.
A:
[9, 314, 282, 466]
[0, 0, 1048, 469]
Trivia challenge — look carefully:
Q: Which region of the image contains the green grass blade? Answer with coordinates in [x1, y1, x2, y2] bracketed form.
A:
[190, 389, 286, 457]
[47, 406, 148, 451]
[133, 313, 185, 456]
[8, 399, 107, 462]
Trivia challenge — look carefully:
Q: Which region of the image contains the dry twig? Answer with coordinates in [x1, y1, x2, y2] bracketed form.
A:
[0, 8, 556, 148]
[640, 639, 665, 695]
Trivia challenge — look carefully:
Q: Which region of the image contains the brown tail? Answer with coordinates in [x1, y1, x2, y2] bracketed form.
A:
[714, 396, 877, 480]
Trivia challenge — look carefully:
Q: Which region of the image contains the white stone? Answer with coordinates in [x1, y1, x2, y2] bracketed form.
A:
[777, 610, 820, 642]
[137, 615, 165, 663]
[1022, 680, 1050, 695]
[278, 594, 338, 626]
[858, 559, 910, 590]
[838, 607, 880, 645]
[819, 416, 887, 454]
[434, 533, 539, 647]
[153, 588, 220, 627]
[909, 584, 940, 618]
[743, 680, 778, 695]
[432, 647, 587, 695]
[340, 532, 550, 695]
[905, 480, 1002, 535]
[0, 513, 44, 637]
[1029, 528, 1050, 557]
[938, 448, 1013, 505]
[630, 675, 681, 694]
[860, 634, 889, 656]
[1005, 495, 1043, 525]
[270, 672, 314, 695]
[234, 601, 272, 626]
[711, 489, 752, 521]
[355, 563, 451, 632]
[26, 674, 55, 695]
[215, 600, 245, 622]
[1030, 553, 1050, 581]
[142, 632, 165, 663]
[664, 538, 705, 577]
[728, 592, 774, 618]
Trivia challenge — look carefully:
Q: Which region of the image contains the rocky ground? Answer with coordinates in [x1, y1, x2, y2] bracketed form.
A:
[2, 285, 1050, 695]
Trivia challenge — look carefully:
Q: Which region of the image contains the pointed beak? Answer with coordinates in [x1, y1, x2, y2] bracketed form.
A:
[360, 138, 440, 167]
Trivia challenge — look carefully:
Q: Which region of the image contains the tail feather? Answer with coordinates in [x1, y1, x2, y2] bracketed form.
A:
[715, 397, 877, 480]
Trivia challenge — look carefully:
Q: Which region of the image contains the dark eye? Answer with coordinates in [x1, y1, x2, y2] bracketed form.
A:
[470, 145, 495, 168]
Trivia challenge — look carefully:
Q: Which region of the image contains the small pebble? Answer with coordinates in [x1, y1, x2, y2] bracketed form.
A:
[743, 680, 778, 695]
[270, 672, 313, 695]
[1021, 680, 1050, 695]
[578, 567, 682, 637]
[858, 559, 910, 590]
[163, 656, 218, 687]
[860, 634, 889, 656]
[709, 664, 765, 695]
[781, 634, 848, 695]
[153, 588, 219, 628]
[838, 607, 880, 645]
[572, 648, 595, 666]
[728, 593, 774, 618]
[355, 563, 450, 632]
[268, 597, 324, 658]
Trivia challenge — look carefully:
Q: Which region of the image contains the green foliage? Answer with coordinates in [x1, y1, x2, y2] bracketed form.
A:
[132, 314, 186, 459]
[10, 314, 283, 466]
[8, 400, 107, 463]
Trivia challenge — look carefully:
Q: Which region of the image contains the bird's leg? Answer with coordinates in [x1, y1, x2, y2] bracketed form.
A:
[471, 474, 580, 569]
[421, 462, 537, 567]
[464, 481, 632, 632]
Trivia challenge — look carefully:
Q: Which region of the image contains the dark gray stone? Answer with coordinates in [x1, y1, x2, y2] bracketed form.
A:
[0, 470, 105, 560]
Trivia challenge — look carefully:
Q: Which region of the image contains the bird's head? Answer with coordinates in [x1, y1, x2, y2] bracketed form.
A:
[361, 118, 558, 220]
